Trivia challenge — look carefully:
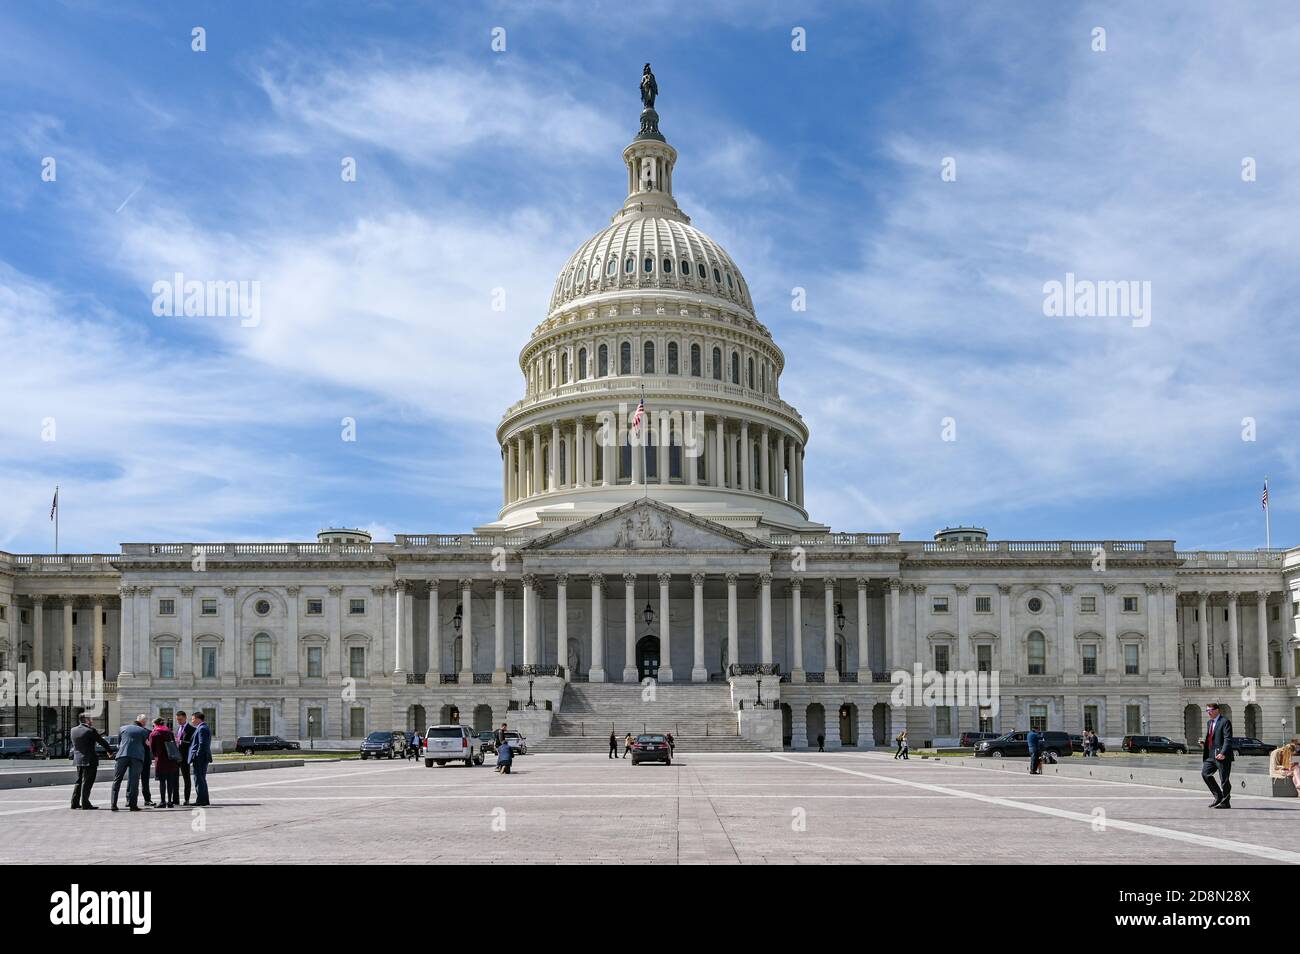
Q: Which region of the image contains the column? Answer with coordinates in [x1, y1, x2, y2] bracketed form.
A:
[589, 574, 606, 682]
[521, 575, 535, 668]
[327, 585, 342, 678]
[501, 446, 509, 506]
[460, 579, 474, 680]
[428, 579, 441, 675]
[1227, 591, 1241, 683]
[725, 573, 739, 672]
[1103, 583, 1119, 678]
[393, 580, 408, 674]
[856, 578, 869, 677]
[760, 573, 773, 665]
[556, 574, 569, 679]
[62, 596, 74, 671]
[506, 440, 516, 501]
[691, 572, 707, 682]
[531, 426, 542, 496]
[516, 434, 526, 497]
[712, 416, 724, 487]
[888, 579, 902, 673]
[1162, 584, 1179, 678]
[1144, 583, 1161, 673]
[493, 579, 506, 682]
[92, 597, 104, 675]
[1197, 591, 1210, 685]
[823, 577, 838, 682]
[685, 416, 698, 486]
[601, 421, 614, 488]
[1286, 605, 1298, 680]
[622, 573, 637, 682]
[284, 586, 299, 682]
[740, 419, 751, 491]
[998, 585, 1013, 677]
[575, 419, 586, 487]
[791, 579, 805, 681]
[794, 444, 804, 505]
[786, 441, 796, 502]
[1060, 584, 1075, 679]
[135, 588, 152, 679]
[549, 422, 560, 491]
[656, 411, 668, 483]
[118, 589, 134, 677]
[1256, 591, 1271, 683]
[759, 426, 770, 495]
[775, 433, 785, 499]
[657, 573, 673, 681]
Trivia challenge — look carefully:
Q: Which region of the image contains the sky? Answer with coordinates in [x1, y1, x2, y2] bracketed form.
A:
[1, 0, 1297, 553]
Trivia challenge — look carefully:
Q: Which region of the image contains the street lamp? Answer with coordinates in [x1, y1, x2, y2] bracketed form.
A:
[452, 603, 463, 634]
[307, 714, 315, 750]
[526, 678, 537, 710]
[754, 677, 765, 708]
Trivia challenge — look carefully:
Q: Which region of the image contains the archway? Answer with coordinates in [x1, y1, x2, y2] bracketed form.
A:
[839, 703, 858, 746]
[780, 703, 792, 747]
[637, 635, 660, 682]
[872, 703, 889, 746]
[409, 704, 426, 733]
[1245, 703, 1262, 739]
[1183, 704, 1200, 745]
[439, 704, 460, 725]
[806, 703, 826, 748]
[473, 704, 493, 733]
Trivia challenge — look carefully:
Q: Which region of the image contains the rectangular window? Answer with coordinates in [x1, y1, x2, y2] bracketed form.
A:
[201, 647, 217, 679]
[158, 598, 175, 616]
[1029, 705, 1048, 733]
[931, 596, 949, 614]
[307, 646, 323, 678]
[200, 599, 217, 616]
[935, 707, 952, 736]
[1080, 595, 1097, 613]
[349, 707, 366, 738]
[1126, 705, 1143, 735]
[976, 644, 992, 673]
[72, 611, 79, 626]
[978, 707, 994, 733]
[159, 646, 175, 679]
[0, 606, 5, 621]
[934, 645, 950, 674]
[20, 609, 29, 625]
[1123, 596, 1139, 613]
[974, 596, 991, 614]
[1027, 636, 1046, 675]
[1271, 605, 1279, 621]
[349, 598, 365, 615]
[349, 646, 365, 678]
[307, 708, 323, 738]
[1082, 644, 1098, 675]
[252, 707, 271, 736]
[1083, 705, 1098, 733]
[306, 598, 323, 616]
[1124, 644, 1140, 675]
[158, 707, 173, 727]
[254, 639, 272, 678]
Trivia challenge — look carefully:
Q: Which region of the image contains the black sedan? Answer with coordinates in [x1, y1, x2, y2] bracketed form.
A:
[1228, 737, 1273, 757]
[630, 734, 672, 766]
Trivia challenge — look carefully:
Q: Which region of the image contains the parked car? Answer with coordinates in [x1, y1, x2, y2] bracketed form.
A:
[422, 724, 481, 767]
[234, 735, 301, 756]
[974, 731, 1072, 759]
[501, 730, 527, 756]
[1070, 734, 1107, 754]
[359, 730, 407, 760]
[1121, 735, 1186, 754]
[959, 731, 999, 747]
[0, 737, 49, 760]
[1227, 737, 1273, 757]
[477, 730, 497, 756]
[630, 733, 672, 766]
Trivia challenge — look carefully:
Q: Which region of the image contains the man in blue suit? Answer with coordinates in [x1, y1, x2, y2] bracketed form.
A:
[1200, 702, 1235, 809]
[188, 711, 213, 806]
[1027, 728, 1044, 775]
[110, 715, 152, 811]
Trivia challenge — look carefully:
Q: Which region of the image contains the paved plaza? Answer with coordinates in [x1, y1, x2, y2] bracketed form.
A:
[2, 753, 1298, 864]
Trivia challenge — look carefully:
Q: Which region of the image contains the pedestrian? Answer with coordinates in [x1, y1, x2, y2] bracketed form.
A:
[110, 714, 151, 812]
[894, 729, 908, 760]
[817, 733, 825, 753]
[623, 732, 634, 758]
[69, 714, 114, 810]
[188, 711, 213, 807]
[496, 737, 513, 775]
[495, 722, 508, 748]
[1027, 727, 1043, 775]
[408, 732, 421, 761]
[665, 732, 674, 757]
[174, 710, 195, 804]
[608, 730, 617, 759]
[1199, 702, 1234, 809]
[148, 718, 181, 807]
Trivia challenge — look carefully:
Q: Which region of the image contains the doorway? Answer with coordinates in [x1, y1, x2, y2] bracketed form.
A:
[637, 635, 660, 682]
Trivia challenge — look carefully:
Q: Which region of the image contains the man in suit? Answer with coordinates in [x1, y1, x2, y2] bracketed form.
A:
[69, 714, 115, 810]
[1200, 702, 1235, 809]
[174, 710, 195, 806]
[188, 711, 213, 806]
[1027, 728, 1044, 774]
[110, 715, 152, 812]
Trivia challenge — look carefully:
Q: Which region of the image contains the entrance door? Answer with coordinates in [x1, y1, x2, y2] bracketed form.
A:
[637, 635, 660, 682]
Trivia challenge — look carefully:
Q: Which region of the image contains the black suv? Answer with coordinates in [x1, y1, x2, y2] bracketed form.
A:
[1121, 735, 1187, 754]
[959, 731, 999, 747]
[359, 731, 407, 760]
[1227, 737, 1273, 757]
[0, 737, 49, 759]
[974, 731, 1072, 759]
[235, 735, 301, 756]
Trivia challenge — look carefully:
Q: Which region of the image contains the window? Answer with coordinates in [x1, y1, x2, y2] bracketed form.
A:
[1027, 631, 1046, 675]
[1123, 596, 1139, 613]
[254, 634, 272, 677]
[20, 609, 29, 625]
[158, 707, 173, 727]
[306, 598, 323, 616]
[0, 606, 5, 622]
[560, 354, 569, 384]
[1026, 597, 1043, 613]
[201, 647, 217, 679]
[730, 352, 740, 384]
[1125, 705, 1143, 735]
[974, 595, 991, 614]
[931, 596, 949, 614]
[697, 262, 706, 279]
[680, 257, 690, 275]
[747, 356, 754, 389]
[713, 267, 721, 283]
[200, 598, 217, 616]
[935, 707, 952, 736]
[307, 646, 323, 678]
[934, 644, 950, 674]
[1124, 644, 1140, 675]
[1080, 595, 1097, 613]
[976, 644, 992, 672]
[1029, 705, 1048, 733]
[643, 257, 653, 274]
[255, 598, 271, 616]
[349, 707, 366, 739]
[159, 599, 175, 616]
[1271, 605, 1279, 621]
[624, 256, 634, 274]
[667, 341, 679, 374]
[306, 707, 323, 738]
[159, 646, 175, 679]
[643, 340, 655, 373]
[598, 344, 608, 377]
[1082, 644, 1098, 675]
[253, 707, 271, 736]
[978, 707, 994, 732]
[662, 257, 672, 273]
[349, 598, 365, 615]
[620, 341, 632, 374]
[690, 343, 701, 376]
[606, 258, 616, 276]
[1083, 705, 1098, 733]
[349, 646, 366, 678]
[711, 347, 722, 380]
[578, 348, 587, 379]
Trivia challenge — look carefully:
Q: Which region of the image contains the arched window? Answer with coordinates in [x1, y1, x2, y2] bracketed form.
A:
[598, 344, 608, 377]
[620, 341, 632, 375]
[624, 256, 634, 274]
[589, 260, 599, 280]
[561, 354, 569, 385]
[643, 257, 653, 274]
[713, 267, 721, 284]
[730, 352, 740, 385]
[680, 258, 690, 276]
[606, 258, 617, 276]
[690, 343, 701, 376]
[578, 347, 587, 379]
[663, 257, 673, 274]
[1027, 632, 1046, 675]
[697, 262, 707, 279]
[667, 341, 679, 374]
[643, 341, 655, 373]
[547, 358, 554, 388]
[254, 633, 272, 678]
[712, 347, 722, 381]
[747, 356, 754, 389]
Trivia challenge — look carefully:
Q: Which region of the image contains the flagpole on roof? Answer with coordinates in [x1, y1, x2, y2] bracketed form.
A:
[1263, 477, 1271, 551]
[52, 485, 59, 555]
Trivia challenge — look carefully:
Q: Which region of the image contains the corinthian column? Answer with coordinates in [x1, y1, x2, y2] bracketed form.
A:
[823, 577, 838, 683]
[623, 573, 638, 682]
[657, 572, 673, 682]
[691, 572, 707, 682]
[1255, 591, 1271, 683]
[589, 574, 606, 682]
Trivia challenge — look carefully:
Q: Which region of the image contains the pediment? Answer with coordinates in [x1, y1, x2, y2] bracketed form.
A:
[522, 499, 769, 552]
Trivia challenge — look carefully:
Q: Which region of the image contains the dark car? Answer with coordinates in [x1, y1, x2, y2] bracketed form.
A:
[1227, 737, 1273, 757]
[477, 731, 497, 756]
[359, 730, 407, 760]
[1121, 734, 1186, 754]
[235, 735, 301, 756]
[973, 730, 1072, 759]
[0, 737, 49, 760]
[960, 731, 999, 747]
[630, 733, 672, 766]
[1070, 734, 1107, 754]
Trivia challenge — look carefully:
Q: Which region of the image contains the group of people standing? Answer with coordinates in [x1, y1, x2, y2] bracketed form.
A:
[69, 710, 213, 811]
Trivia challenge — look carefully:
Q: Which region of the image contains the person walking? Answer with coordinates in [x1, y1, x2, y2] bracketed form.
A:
[817, 733, 825, 753]
[608, 730, 617, 759]
[173, 710, 195, 805]
[110, 715, 151, 812]
[665, 732, 674, 758]
[188, 712, 213, 807]
[1199, 702, 1234, 809]
[148, 718, 181, 808]
[894, 729, 908, 760]
[69, 714, 114, 810]
[1027, 727, 1043, 775]
[622, 732, 634, 759]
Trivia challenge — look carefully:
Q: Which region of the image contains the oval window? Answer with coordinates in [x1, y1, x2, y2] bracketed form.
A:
[644, 257, 654, 273]
[663, 257, 673, 274]
[624, 257, 634, 274]
[255, 599, 271, 616]
[713, 268, 721, 283]
[1027, 597, 1043, 613]
[681, 258, 691, 275]
[698, 262, 707, 279]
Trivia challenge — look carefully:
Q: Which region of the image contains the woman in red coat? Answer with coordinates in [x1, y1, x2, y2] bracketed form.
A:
[148, 718, 181, 807]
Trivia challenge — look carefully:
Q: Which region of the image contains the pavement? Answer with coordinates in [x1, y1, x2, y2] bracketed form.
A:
[2, 751, 1297, 864]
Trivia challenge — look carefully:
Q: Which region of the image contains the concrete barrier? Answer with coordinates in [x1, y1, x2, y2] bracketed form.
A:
[0, 758, 311, 790]
[930, 755, 1294, 797]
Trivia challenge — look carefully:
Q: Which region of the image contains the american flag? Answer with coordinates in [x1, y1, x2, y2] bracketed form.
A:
[50, 486, 58, 521]
[631, 397, 645, 436]
[1262, 481, 1269, 510]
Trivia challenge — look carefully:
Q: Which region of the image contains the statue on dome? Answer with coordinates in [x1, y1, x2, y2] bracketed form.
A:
[640, 63, 658, 110]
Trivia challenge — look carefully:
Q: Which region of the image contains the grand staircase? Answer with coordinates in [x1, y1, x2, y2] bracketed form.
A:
[527, 682, 767, 753]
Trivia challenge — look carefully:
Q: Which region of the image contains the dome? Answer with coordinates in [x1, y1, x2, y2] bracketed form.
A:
[548, 216, 754, 316]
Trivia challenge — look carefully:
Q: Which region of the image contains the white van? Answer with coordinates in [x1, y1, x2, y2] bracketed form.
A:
[422, 724, 480, 767]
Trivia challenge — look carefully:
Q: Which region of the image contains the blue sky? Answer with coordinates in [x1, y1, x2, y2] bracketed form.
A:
[2, 0, 1297, 553]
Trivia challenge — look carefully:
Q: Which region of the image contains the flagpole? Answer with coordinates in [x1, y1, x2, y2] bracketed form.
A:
[1264, 476, 1271, 551]
[54, 485, 59, 555]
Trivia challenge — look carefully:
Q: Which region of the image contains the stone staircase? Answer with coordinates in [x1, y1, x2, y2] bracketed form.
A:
[527, 682, 765, 753]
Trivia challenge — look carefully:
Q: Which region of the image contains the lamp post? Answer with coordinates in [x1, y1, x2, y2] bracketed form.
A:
[526, 678, 537, 710]
[754, 677, 765, 708]
[307, 714, 315, 750]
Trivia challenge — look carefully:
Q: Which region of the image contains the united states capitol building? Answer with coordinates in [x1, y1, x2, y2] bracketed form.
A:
[2, 73, 1298, 752]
